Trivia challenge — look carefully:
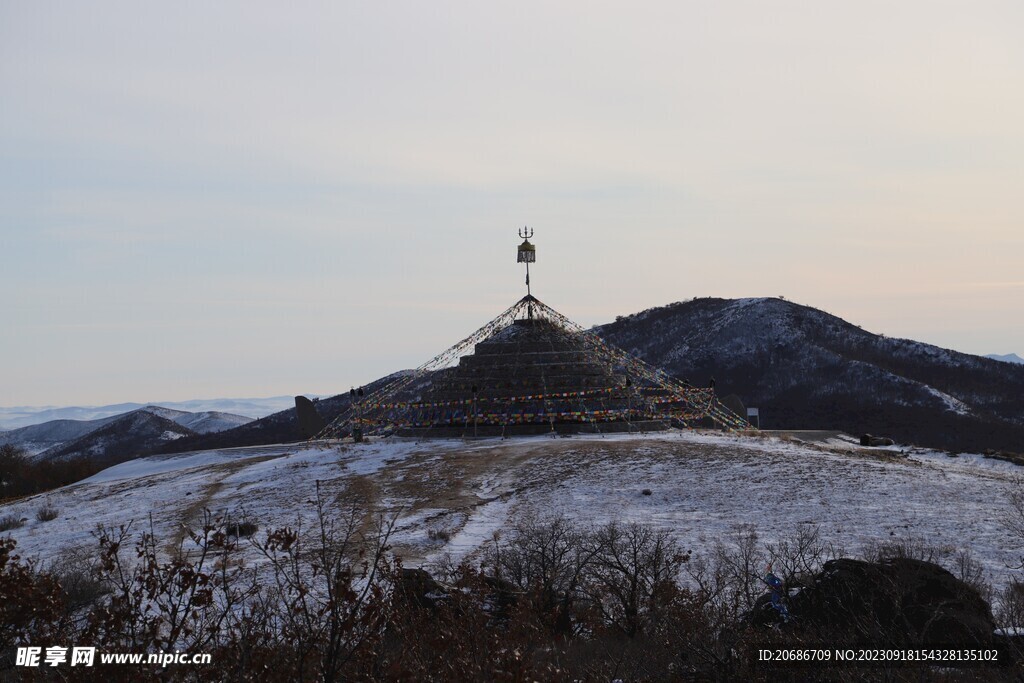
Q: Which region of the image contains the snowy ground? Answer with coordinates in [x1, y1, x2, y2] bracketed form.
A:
[1, 431, 1021, 590]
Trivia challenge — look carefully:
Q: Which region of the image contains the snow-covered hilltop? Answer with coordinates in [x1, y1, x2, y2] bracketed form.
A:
[2, 432, 1020, 589]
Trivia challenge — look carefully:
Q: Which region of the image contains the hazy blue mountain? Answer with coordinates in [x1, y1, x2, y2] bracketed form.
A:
[986, 353, 1024, 365]
[0, 396, 302, 430]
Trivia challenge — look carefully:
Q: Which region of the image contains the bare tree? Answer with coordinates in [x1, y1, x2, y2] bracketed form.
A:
[765, 523, 843, 583]
[484, 511, 597, 627]
[255, 481, 397, 683]
[584, 522, 685, 637]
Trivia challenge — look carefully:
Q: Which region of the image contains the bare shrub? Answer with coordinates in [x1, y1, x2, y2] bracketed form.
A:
[951, 548, 993, 603]
[218, 508, 260, 538]
[226, 520, 258, 538]
[0, 537, 69, 647]
[46, 546, 108, 615]
[710, 525, 766, 617]
[764, 523, 843, 584]
[0, 514, 24, 531]
[995, 579, 1024, 630]
[861, 536, 948, 564]
[35, 504, 59, 522]
[253, 481, 397, 681]
[381, 562, 562, 680]
[85, 512, 254, 653]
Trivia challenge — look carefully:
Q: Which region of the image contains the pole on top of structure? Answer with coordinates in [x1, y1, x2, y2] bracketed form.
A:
[517, 227, 536, 319]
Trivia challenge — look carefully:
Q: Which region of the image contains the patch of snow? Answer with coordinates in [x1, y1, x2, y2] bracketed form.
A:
[995, 626, 1024, 636]
[922, 385, 972, 415]
[84, 451, 234, 484]
[444, 497, 514, 562]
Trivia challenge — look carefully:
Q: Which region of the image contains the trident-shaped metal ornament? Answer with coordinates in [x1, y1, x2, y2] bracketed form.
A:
[516, 227, 536, 317]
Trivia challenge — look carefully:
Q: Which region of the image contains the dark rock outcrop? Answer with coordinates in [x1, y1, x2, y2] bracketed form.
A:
[294, 396, 327, 439]
[752, 558, 995, 646]
[397, 568, 448, 609]
[860, 434, 895, 447]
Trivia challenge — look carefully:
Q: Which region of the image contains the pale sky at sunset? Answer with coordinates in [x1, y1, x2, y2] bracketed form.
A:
[2, 1, 1022, 407]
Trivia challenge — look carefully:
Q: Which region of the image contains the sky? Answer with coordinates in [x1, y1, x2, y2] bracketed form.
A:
[2, 1, 1022, 407]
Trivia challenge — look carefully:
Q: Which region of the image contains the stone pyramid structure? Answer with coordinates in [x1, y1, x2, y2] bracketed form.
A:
[318, 295, 750, 439]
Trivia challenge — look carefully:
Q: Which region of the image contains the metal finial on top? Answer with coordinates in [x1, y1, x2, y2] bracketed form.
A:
[517, 227, 536, 318]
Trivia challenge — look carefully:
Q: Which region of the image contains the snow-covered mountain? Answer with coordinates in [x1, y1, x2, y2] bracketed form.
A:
[987, 353, 1024, 365]
[597, 297, 1024, 453]
[0, 415, 124, 455]
[35, 410, 197, 464]
[1, 407, 253, 460]
[136, 406, 254, 434]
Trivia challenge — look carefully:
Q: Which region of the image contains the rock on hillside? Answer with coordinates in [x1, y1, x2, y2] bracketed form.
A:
[751, 557, 995, 645]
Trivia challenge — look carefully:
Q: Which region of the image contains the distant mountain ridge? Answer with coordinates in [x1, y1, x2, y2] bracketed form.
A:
[0, 415, 123, 455]
[38, 410, 196, 464]
[0, 406, 254, 459]
[0, 396, 302, 431]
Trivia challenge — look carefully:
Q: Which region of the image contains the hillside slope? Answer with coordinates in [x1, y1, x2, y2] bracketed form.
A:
[0, 415, 123, 455]
[597, 297, 1024, 452]
[37, 410, 197, 464]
